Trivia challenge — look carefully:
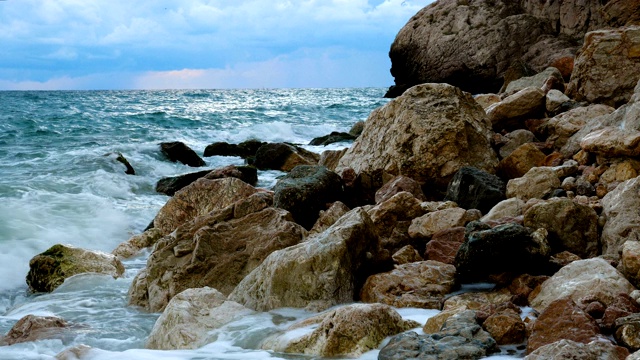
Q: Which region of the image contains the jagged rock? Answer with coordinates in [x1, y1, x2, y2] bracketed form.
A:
[506, 166, 561, 201]
[547, 104, 615, 154]
[391, 245, 422, 265]
[203, 139, 265, 158]
[160, 141, 205, 167]
[375, 175, 426, 204]
[504, 67, 564, 96]
[523, 197, 599, 258]
[129, 205, 305, 312]
[318, 148, 347, 172]
[153, 177, 260, 235]
[482, 310, 526, 345]
[408, 207, 467, 239]
[615, 314, 640, 352]
[424, 227, 465, 265]
[601, 177, 640, 260]
[309, 201, 350, 235]
[360, 260, 456, 309]
[26, 244, 124, 293]
[379, 310, 498, 360]
[146, 287, 252, 350]
[498, 142, 547, 180]
[601, 294, 640, 333]
[499, 129, 538, 159]
[567, 26, 640, 107]
[524, 339, 629, 360]
[487, 87, 546, 132]
[1, 315, 70, 346]
[546, 89, 571, 114]
[445, 166, 505, 214]
[112, 228, 165, 259]
[273, 165, 344, 230]
[530, 258, 636, 312]
[309, 131, 356, 146]
[229, 208, 377, 312]
[253, 143, 319, 171]
[104, 152, 135, 175]
[337, 83, 498, 191]
[455, 223, 550, 283]
[261, 303, 419, 358]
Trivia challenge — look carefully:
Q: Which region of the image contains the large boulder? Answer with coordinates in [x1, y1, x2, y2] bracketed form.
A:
[129, 203, 305, 312]
[525, 339, 629, 360]
[445, 166, 505, 214]
[153, 177, 260, 235]
[26, 244, 125, 293]
[159, 141, 205, 167]
[253, 142, 319, 171]
[336, 83, 498, 191]
[273, 165, 344, 230]
[1, 315, 71, 346]
[530, 258, 636, 312]
[601, 177, 640, 260]
[261, 303, 419, 358]
[146, 287, 252, 350]
[567, 26, 640, 107]
[229, 208, 377, 312]
[360, 260, 457, 309]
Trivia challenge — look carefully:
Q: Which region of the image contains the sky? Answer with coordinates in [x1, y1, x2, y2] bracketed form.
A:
[0, 0, 434, 90]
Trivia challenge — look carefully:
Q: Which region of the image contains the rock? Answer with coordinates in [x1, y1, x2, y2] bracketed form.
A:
[309, 201, 350, 235]
[546, 89, 571, 114]
[155, 165, 258, 197]
[104, 152, 135, 175]
[1, 315, 70, 346]
[408, 207, 467, 239]
[530, 258, 636, 312]
[567, 26, 640, 107]
[504, 67, 564, 96]
[548, 104, 616, 155]
[482, 311, 526, 345]
[261, 303, 419, 358]
[318, 148, 347, 172]
[360, 260, 456, 309]
[349, 121, 365, 137]
[155, 169, 213, 196]
[615, 314, 640, 351]
[600, 293, 640, 333]
[486, 87, 546, 131]
[253, 143, 319, 171]
[474, 94, 501, 110]
[497, 142, 547, 180]
[146, 287, 252, 350]
[378, 310, 498, 360]
[55, 345, 93, 360]
[160, 141, 205, 167]
[425, 227, 465, 265]
[229, 208, 377, 311]
[599, 160, 640, 187]
[508, 274, 549, 306]
[153, 177, 260, 235]
[499, 129, 538, 159]
[337, 83, 498, 191]
[273, 165, 344, 230]
[621, 241, 640, 289]
[129, 206, 305, 312]
[445, 166, 505, 214]
[112, 228, 165, 259]
[203, 139, 265, 158]
[375, 175, 426, 204]
[455, 223, 551, 283]
[506, 166, 561, 201]
[601, 177, 640, 260]
[581, 127, 640, 157]
[481, 198, 525, 223]
[391, 245, 422, 265]
[443, 288, 514, 312]
[523, 197, 599, 258]
[309, 131, 356, 146]
[26, 244, 125, 293]
[527, 298, 605, 354]
[524, 339, 629, 360]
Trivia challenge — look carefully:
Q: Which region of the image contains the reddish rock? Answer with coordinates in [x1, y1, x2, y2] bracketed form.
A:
[424, 227, 465, 265]
[482, 311, 526, 345]
[497, 143, 547, 180]
[1, 315, 70, 346]
[600, 294, 640, 333]
[507, 274, 549, 306]
[375, 175, 426, 204]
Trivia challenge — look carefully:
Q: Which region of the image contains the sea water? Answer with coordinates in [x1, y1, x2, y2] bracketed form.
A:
[0, 89, 519, 359]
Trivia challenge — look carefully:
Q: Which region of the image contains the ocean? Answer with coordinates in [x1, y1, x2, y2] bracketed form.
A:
[0, 88, 518, 359]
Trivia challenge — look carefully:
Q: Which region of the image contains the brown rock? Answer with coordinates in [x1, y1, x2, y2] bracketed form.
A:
[580, 127, 640, 157]
[487, 87, 546, 131]
[549, 251, 582, 269]
[547, 104, 615, 152]
[498, 129, 538, 159]
[112, 228, 165, 259]
[507, 274, 549, 306]
[318, 148, 347, 172]
[375, 175, 426, 204]
[600, 293, 640, 333]
[391, 245, 422, 265]
[408, 207, 467, 239]
[1, 315, 70, 346]
[482, 311, 526, 345]
[498, 142, 547, 179]
[309, 201, 350, 235]
[443, 288, 513, 312]
[424, 227, 465, 265]
[474, 94, 501, 110]
[620, 241, 640, 289]
[254, 142, 319, 172]
[506, 167, 561, 201]
[602, 177, 640, 260]
[615, 314, 640, 352]
[360, 260, 456, 309]
[481, 198, 525, 223]
[524, 339, 629, 360]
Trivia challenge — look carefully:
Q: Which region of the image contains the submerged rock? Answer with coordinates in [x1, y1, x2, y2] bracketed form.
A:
[1, 315, 70, 346]
[159, 141, 205, 167]
[26, 244, 125, 293]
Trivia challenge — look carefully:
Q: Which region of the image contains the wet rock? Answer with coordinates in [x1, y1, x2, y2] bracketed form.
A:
[104, 152, 135, 175]
[153, 177, 260, 235]
[112, 228, 165, 259]
[506, 166, 561, 201]
[146, 287, 252, 350]
[160, 141, 205, 167]
[273, 165, 344, 230]
[487, 87, 546, 132]
[425, 227, 465, 265]
[455, 223, 551, 283]
[378, 310, 498, 360]
[261, 303, 418, 358]
[253, 143, 319, 171]
[497, 142, 547, 180]
[524, 339, 629, 360]
[530, 258, 636, 312]
[229, 208, 377, 312]
[567, 26, 640, 107]
[1, 315, 70, 346]
[27, 244, 125, 293]
[601, 177, 640, 260]
[309, 131, 356, 146]
[523, 197, 598, 258]
[375, 175, 425, 204]
[129, 205, 305, 312]
[203, 139, 265, 158]
[360, 260, 456, 309]
[444, 166, 505, 214]
[337, 83, 498, 191]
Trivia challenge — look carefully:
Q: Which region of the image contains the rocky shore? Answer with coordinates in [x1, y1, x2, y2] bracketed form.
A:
[8, 0, 640, 359]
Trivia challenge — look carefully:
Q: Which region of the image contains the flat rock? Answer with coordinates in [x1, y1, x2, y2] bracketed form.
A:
[1, 315, 71, 346]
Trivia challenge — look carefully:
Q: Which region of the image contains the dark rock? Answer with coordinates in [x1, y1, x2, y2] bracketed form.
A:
[155, 165, 258, 196]
[156, 170, 213, 196]
[455, 223, 551, 283]
[1, 315, 71, 346]
[160, 142, 205, 167]
[203, 140, 265, 158]
[349, 121, 365, 137]
[378, 310, 498, 360]
[309, 132, 356, 146]
[104, 152, 135, 175]
[273, 165, 344, 230]
[253, 143, 319, 172]
[445, 166, 506, 214]
[600, 294, 640, 333]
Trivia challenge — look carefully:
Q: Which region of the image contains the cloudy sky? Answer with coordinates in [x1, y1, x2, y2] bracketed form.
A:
[0, 0, 434, 90]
